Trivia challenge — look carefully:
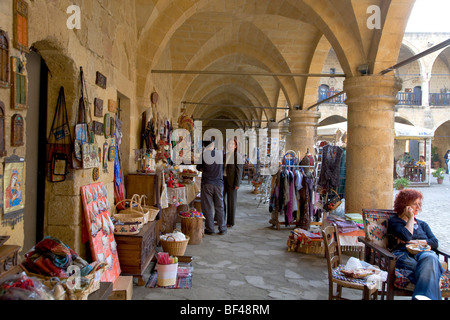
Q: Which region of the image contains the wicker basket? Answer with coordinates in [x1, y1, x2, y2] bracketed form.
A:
[113, 199, 145, 225]
[113, 221, 142, 235]
[295, 242, 325, 255]
[20, 262, 107, 300]
[130, 195, 150, 224]
[160, 235, 190, 256]
[138, 195, 159, 222]
[406, 244, 431, 255]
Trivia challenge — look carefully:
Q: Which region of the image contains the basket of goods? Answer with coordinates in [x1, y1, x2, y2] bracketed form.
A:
[325, 189, 342, 212]
[160, 231, 190, 256]
[406, 243, 431, 255]
[135, 194, 159, 222]
[113, 199, 146, 226]
[113, 220, 142, 235]
[19, 236, 107, 300]
[155, 252, 179, 287]
[287, 228, 325, 255]
[179, 209, 205, 245]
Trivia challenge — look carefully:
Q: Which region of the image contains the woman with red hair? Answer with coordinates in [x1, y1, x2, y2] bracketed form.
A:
[388, 189, 444, 300]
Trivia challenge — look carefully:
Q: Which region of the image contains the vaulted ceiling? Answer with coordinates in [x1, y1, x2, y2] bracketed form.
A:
[134, 0, 415, 129]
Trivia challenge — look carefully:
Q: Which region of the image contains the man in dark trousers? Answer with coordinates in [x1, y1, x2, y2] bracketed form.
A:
[196, 140, 227, 235]
[223, 138, 244, 228]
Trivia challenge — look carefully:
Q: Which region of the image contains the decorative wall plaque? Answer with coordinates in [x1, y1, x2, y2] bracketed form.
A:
[108, 99, 117, 113]
[94, 98, 103, 117]
[11, 113, 24, 146]
[13, 0, 29, 53]
[95, 71, 106, 89]
[93, 121, 103, 136]
[104, 113, 110, 138]
[110, 116, 115, 137]
[0, 30, 10, 88]
[10, 56, 27, 109]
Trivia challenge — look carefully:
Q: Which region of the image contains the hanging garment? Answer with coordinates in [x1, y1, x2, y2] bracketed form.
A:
[318, 145, 343, 190]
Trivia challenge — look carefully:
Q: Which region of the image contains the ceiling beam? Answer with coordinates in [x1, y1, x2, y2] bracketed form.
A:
[152, 69, 346, 78]
[194, 118, 269, 122]
[182, 101, 289, 110]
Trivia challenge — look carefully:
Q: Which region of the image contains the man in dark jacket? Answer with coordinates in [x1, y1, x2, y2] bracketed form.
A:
[223, 139, 244, 227]
[196, 140, 227, 235]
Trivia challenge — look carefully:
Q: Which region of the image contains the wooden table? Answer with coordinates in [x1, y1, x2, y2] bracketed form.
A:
[405, 165, 426, 182]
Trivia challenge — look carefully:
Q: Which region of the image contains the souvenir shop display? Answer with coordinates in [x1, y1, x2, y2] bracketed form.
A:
[180, 208, 204, 245]
[155, 252, 178, 287]
[18, 236, 107, 300]
[113, 115, 126, 210]
[46, 87, 72, 182]
[160, 231, 189, 257]
[81, 182, 121, 283]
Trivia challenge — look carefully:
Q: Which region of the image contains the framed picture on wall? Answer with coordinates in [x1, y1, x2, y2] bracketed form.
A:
[3, 156, 25, 217]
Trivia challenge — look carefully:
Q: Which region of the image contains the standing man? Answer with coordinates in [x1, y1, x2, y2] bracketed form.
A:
[223, 138, 244, 228]
[445, 150, 450, 174]
[196, 140, 227, 235]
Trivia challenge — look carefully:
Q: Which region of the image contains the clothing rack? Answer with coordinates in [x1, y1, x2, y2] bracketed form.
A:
[269, 151, 318, 230]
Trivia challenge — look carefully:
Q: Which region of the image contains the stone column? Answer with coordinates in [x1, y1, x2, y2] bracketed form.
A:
[286, 109, 321, 157]
[344, 75, 402, 213]
[421, 75, 430, 107]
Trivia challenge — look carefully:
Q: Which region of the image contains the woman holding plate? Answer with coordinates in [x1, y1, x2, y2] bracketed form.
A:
[387, 189, 444, 300]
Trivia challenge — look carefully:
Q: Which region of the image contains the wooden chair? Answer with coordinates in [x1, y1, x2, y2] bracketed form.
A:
[358, 209, 450, 300]
[242, 164, 254, 183]
[322, 224, 379, 300]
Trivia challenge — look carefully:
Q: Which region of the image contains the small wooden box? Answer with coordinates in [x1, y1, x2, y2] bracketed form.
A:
[0, 245, 21, 282]
[108, 276, 133, 300]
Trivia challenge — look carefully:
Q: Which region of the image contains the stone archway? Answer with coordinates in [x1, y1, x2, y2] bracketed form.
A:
[31, 40, 90, 257]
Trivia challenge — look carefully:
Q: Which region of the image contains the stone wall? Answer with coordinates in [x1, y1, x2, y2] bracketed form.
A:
[0, 0, 144, 258]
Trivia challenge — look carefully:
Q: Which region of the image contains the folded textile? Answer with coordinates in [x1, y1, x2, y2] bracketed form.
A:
[23, 236, 90, 278]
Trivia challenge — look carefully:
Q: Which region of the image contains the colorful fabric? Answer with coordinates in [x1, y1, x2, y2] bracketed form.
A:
[362, 209, 396, 248]
[394, 269, 450, 292]
[22, 236, 91, 278]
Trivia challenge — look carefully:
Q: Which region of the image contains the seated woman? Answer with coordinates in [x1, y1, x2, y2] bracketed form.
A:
[387, 189, 444, 300]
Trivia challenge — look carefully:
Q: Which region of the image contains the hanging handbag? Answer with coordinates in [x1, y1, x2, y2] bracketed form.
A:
[46, 87, 72, 182]
[160, 172, 169, 209]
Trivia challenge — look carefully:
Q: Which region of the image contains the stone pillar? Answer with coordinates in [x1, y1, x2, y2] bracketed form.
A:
[421, 75, 430, 107]
[286, 109, 321, 157]
[344, 75, 402, 213]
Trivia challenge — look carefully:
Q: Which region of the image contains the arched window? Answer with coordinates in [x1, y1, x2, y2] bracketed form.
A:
[11, 113, 24, 147]
[0, 30, 9, 88]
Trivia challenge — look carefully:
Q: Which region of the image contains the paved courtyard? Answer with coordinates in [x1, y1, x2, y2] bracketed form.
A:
[132, 174, 450, 301]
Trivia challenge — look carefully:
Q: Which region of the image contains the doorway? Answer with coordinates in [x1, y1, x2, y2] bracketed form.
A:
[24, 50, 48, 252]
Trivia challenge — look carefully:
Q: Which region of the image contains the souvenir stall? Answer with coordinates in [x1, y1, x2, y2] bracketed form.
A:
[269, 150, 316, 231]
[286, 124, 376, 257]
[120, 101, 199, 289]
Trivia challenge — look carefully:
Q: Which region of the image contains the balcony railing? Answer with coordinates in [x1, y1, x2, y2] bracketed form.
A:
[430, 93, 450, 106]
[317, 90, 347, 104]
[317, 90, 450, 107]
[396, 92, 422, 106]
